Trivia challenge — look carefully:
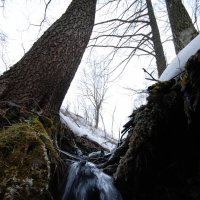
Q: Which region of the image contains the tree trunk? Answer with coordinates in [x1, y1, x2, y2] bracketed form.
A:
[95, 105, 100, 129]
[146, 0, 166, 77]
[0, 0, 97, 115]
[165, 0, 198, 54]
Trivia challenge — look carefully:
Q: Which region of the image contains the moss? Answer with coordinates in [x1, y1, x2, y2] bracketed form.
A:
[114, 51, 200, 200]
[0, 117, 58, 199]
[114, 76, 193, 199]
[148, 79, 176, 94]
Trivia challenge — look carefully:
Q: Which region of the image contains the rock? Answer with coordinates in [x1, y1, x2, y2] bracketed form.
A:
[0, 103, 59, 199]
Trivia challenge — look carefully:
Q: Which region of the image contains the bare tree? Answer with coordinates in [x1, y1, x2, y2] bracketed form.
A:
[78, 58, 111, 129]
[0, 30, 10, 75]
[165, 0, 198, 54]
[146, 0, 166, 77]
[0, 0, 97, 115]
[90, 0, 166, 77]
[111, 105, 117, 138]
[193, 0, 200, 31]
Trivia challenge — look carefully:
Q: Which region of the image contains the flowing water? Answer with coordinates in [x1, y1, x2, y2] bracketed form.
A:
[61, 161, 122, 200]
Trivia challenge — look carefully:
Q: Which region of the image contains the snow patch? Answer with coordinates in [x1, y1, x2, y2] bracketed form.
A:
[60, 112, 117, 151]
[159, 34, 200, 81]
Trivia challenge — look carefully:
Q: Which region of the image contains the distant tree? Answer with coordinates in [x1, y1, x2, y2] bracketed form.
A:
[0, 0, 5, 8]
[78, 59, 111, 129]
[193, 0, 200, 31]
[0, 0, 97, 115]
[165, 0, 198, 53]
[146, 0, 166, 77]
[91, 0, 166, 77]
[0, 31, 8, 72]
[0, 32, 6, 43]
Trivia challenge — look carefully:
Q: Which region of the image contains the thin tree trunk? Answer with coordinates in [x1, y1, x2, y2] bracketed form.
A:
[95, 106, 100, 129]
[146, 0, 167, 77]
[0, 0, 97, 115]
[165, 0, 198, 54]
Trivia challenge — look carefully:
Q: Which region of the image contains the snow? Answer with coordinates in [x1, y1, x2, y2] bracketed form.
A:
[59, 112, 117, 151]
[159, 34, 200, 81]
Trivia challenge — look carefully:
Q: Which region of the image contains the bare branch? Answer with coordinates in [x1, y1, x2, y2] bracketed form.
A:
[23, 0, 52, 35]
[88, 45, 155, 56]
[142, 68, 159, 82]
[95, 16, 149, 26]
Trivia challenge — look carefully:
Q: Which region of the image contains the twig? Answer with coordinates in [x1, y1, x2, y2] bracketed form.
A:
[142, 68, 160, 82]
[56, 148, 84, 162]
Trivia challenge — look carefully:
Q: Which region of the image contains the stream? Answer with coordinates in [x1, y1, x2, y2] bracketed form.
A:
[61, 160, 122, 200]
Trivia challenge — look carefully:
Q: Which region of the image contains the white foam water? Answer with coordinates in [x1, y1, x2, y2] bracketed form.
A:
[61, 161, 122, 200]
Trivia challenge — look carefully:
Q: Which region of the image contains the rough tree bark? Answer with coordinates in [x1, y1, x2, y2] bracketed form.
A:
[165, 0, 198, 54]
[147, 0, 166, 77]
[0, 0, 97, 115]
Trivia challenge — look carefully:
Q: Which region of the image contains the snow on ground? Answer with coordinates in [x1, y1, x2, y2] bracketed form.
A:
[160, 34, 200, 81]
[59, 111, 118, 151]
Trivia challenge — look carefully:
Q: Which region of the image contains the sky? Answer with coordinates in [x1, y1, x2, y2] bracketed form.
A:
[0, 0, 198, 139]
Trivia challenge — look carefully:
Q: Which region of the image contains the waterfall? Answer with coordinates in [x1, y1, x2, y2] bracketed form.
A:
[61, 161, 122, 200]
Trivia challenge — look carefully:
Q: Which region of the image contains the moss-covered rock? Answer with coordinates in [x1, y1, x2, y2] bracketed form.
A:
[0, 101, 110, 199]
[0, 107, 58, 199]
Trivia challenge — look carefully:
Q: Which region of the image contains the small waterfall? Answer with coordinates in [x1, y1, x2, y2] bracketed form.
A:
[61, 161, 122, 200]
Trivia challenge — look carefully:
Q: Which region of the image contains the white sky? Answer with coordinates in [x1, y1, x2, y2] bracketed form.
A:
[0, 0, 198, 139]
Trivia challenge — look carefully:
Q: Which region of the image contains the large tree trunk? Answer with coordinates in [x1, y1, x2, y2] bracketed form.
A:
[146, 0, 166, 77]
[0, 0, 97, 115]
[165, 0, 198, 54]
